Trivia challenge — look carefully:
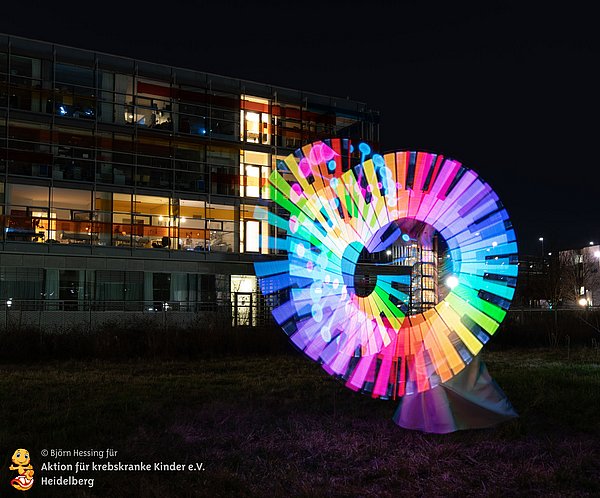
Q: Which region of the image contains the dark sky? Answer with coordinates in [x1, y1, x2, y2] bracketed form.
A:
[1, 2, 598, 255]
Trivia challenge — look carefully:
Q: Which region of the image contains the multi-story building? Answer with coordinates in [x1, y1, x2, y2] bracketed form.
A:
[511, 245, 600, 309]
[557, 244, 600, 308]
[0, 33, 379, 326]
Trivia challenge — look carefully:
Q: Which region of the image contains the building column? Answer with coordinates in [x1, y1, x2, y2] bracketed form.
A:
[44, 268, 59, 310]
[143, 272, 153, 309]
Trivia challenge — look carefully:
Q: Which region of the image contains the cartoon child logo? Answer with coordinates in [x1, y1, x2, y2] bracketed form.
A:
[9, 448, 34, 491]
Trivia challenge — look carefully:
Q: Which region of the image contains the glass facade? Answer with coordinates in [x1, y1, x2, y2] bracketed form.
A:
[0, 33, 379, 317]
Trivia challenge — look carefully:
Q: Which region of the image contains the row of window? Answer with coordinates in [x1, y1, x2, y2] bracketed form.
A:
[2, 157, 239, 195]
[0, 183, 276, 254]
[0, 267, 225, 304]
[1, 269, 275, 325]
[0, 121, 285, 195]
[1, 84, 343, 147]
[0, 52, 368, 115]
[0, 54, 364, 146]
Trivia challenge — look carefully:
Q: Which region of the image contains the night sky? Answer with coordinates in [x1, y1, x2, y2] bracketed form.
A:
[1, 2, 597, 255]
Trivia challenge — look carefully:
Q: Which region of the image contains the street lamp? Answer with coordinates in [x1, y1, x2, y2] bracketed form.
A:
[538, 237, 544, 261]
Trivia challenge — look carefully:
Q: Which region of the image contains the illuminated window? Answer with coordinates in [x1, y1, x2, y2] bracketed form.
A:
[206, 203, 235, 253]
[231, 275, 257, 326]
[240, 204, 269, 254]
[112, 193, 132, 246]
[240, 150, 270, 198]
[178, 199, 208, 251]
[94, 191, 112, 246]
[125, 78, 172, 129]
[51, 188, 93, 245]
[243, 220, 260, 252]
[5, 183, 49, 243]
[133, 195, 171, 248]
[241, 96, 270, 144]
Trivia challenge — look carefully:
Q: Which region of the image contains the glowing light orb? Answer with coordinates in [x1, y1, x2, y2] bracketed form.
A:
[255, 139, 518, 398]
[445, 275, 459, 289]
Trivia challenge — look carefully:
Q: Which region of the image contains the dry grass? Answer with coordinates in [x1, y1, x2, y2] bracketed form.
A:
[0, 349, 599, 497]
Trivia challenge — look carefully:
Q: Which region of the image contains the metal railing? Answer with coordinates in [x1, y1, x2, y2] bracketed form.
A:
[4, 298, 599, 341]
[0, 298, 276, 331]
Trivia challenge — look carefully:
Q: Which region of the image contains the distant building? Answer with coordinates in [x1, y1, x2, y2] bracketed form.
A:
[557, 244, 600, 307]
[512, 244, 600, 309]
[512, 254, 546, 308]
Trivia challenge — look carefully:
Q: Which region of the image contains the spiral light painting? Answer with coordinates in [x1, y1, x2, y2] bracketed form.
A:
[254, 139, 517, 403]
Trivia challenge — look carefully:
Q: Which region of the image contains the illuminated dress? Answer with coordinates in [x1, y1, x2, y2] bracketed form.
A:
[255, 139, 518, 433]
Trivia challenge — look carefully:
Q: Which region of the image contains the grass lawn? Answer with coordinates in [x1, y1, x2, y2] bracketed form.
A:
[1, 348, 599, 497]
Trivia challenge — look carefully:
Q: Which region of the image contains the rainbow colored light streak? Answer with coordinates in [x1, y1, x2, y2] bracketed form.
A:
[255, 139, 517, 398]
